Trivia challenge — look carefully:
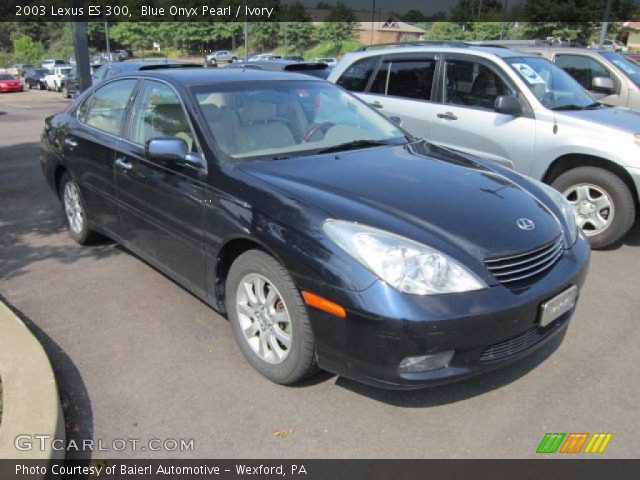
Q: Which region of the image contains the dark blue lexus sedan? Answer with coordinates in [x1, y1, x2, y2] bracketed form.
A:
[41, 69, 590, 389]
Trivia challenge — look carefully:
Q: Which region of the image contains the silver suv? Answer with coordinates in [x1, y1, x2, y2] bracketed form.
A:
[509, 46, 640, 110]
[328, 43, 640, 248]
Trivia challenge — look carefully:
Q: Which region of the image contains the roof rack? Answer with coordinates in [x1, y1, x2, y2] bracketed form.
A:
[357, 40, 468, 51]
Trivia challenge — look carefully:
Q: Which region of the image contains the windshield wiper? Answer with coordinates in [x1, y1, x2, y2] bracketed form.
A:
[316, 139, 394, 154]
[551, 104, 586, 111]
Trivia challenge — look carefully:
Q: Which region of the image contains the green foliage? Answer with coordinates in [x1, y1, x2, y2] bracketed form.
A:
[467, 22, 510, 40]
[316, 2, 357, 51]
[279, 1, 314, 53]
[12, 35, 45, 65]
[425, 22, 469, 41]
[304, 39, 362, 60]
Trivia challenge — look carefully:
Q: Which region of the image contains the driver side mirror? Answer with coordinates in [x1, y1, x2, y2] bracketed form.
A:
[591, 76, 615, 93]
[494, 95, 522, 116]
[145, 137, 205, 170]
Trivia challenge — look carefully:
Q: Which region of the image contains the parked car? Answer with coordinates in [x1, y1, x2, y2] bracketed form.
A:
[42, 59, 67, 71]
[329, 43, 640, 248]
[0, 74, 24, 93]
[9, 63, 34, 76]
[60, 67, 78, 98]
[593, 39, 629, 53]
[226, 60, 332, 79]
[627, 53, 640, 65]
[205, 50, 238, 64]
[44, 65, 73, 91]
[311, 57, 338, 67]
[508, 46, 640, 110]
[91, 61, 204, 85]
[24, 68, 49, 90]
[41, 69, 590, 389]
[248, 53, 281, 61]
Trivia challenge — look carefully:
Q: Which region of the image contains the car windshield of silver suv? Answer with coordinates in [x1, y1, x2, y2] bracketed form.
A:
[506, 57, 605, 110]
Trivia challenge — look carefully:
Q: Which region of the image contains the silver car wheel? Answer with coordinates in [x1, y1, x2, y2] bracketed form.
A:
[236, 273, 292, 365]
[563, 183, 614, 236]
[63, 182, 84, 234]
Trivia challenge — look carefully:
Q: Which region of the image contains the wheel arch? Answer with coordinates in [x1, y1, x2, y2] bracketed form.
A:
[53, 164, 67, 198]
[542, 153, 639, 209]
[213, 235, 290, 313]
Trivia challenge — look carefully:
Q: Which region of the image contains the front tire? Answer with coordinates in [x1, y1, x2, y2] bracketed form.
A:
[226, 250, 318, 385]
[59, 172, 100, 245]
[62, 85, 69, 98]
[551, 166, 635, 249]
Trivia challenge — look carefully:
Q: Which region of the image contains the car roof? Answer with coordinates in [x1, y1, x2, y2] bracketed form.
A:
[126, 68, 319, 85]
[516, 46, 608, 54]
[344, 45, 534, 60]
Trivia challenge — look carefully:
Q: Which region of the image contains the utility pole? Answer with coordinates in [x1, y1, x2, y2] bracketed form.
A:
[370, 0, 375, 45]
[71, 0, 91, 92]
[103, 0, 111, 62]
[244, 0, 249, 60]
[598, 0, 613, 48]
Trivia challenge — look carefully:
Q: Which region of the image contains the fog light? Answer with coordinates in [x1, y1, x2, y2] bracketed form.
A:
[398, 350, 454, 373]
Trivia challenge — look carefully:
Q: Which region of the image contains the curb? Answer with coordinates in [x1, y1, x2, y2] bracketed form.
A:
[0, 301, 65, 460]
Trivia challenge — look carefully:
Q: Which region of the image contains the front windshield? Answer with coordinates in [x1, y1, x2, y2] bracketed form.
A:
[506, 56, 596, 110]
[0, 74, 15, 80]
[191, 80, 406, 160]
[600, 52, 640, 88]
[60, 67, 72, 75]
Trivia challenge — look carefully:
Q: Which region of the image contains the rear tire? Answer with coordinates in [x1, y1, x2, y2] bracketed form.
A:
[58, 172, 101, 245]
[551, 166, 635, 249]
[62, 85, 69, 99]
[226, 250, 318, 385]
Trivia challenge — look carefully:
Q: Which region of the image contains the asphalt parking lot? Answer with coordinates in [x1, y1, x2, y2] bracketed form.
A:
[1, 88, 639, 459]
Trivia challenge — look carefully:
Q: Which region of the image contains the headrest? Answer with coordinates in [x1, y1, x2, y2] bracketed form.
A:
[200, 103, 222, 123]
[240, 100, 276, 123]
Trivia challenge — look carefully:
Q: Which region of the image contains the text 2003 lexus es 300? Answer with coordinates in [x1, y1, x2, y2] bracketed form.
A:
[41, 69, 590, 389]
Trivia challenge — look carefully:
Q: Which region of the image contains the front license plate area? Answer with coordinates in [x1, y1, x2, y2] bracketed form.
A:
[539, 286, 578, 328]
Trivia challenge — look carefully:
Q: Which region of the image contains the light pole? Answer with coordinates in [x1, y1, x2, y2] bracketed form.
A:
[244, 0, 249, 61]
[598, 0, 613, 48]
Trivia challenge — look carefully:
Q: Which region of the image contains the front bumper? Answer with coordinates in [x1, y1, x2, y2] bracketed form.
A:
[303, 234, 590, 390]
[0, 84, 23, 92]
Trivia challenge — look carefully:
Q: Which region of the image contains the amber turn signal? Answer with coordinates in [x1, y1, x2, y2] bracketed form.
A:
[302, 291, 346, 318]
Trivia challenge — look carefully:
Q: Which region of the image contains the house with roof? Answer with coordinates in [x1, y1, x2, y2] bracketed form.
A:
[621, 22, 640, 51]
[307, 9, 426, 45]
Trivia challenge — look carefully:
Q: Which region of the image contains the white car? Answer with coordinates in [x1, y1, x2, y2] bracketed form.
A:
[312, 57, 338, 66]
[41, 59, 67, 72]
[44, 66, 72, 92]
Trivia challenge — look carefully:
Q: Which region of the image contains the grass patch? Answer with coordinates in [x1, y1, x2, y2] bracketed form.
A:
[303, 40, 363, 60]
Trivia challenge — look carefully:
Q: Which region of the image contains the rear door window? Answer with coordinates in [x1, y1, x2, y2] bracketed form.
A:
[82, 79, 138, 135]
[335, 56, 379, 92]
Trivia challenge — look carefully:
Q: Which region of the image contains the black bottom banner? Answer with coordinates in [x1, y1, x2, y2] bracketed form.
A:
[1, 459, 639, 480]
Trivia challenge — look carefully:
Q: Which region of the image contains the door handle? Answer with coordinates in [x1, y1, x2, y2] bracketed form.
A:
[437, 112, 458, 120]
[115, 158, 133, 171]
[64, 138, 78, 148]
[369, 101, 383, 108]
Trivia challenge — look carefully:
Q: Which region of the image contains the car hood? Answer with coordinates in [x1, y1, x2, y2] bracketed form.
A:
[557, 106, 640, 133]
[239, 142, 562, 260]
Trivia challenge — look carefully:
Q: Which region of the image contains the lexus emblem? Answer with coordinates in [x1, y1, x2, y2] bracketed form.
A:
[517, 218, 535, 231]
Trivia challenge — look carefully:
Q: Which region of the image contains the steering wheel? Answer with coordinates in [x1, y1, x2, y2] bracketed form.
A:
[303, 122, 336, 142]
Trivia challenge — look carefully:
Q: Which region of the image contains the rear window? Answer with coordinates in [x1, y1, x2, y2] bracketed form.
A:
[336, 56, 379, 93]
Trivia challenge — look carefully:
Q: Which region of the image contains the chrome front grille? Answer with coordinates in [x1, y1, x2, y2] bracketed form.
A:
[485, 236, 564, 287]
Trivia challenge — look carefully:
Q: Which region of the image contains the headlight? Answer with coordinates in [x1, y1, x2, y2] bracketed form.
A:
[323, 220, 486, 295]
[533, 180, 579, 245]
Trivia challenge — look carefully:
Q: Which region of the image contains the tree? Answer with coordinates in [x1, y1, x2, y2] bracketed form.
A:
[401, 10, 428, 23]
[110, 23, 162, 51]
[425, 22, 469, 41]
[317, 2, 357, 51]
[467, 22, 508, 40]
[280, 1, 314, 53]
[12, 35, 45, 65]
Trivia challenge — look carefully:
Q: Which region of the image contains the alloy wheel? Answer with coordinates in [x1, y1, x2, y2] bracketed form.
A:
[235, 273, 292, 365]
[563, 183, 614, 236]
[63, 181, 84, 235]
